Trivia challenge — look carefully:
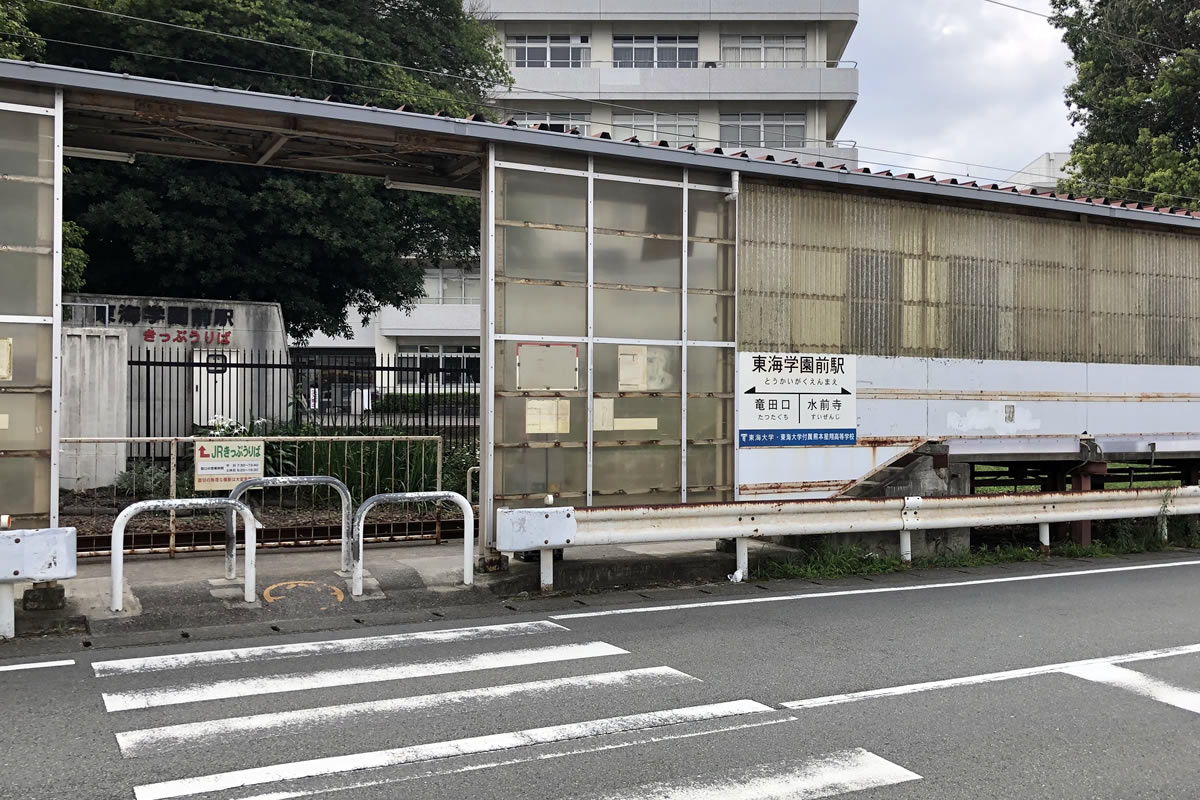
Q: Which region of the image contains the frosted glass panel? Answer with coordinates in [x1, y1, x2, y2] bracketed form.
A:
[497, 283, 586, 336]
[687, 295, 734, 341]
[594, 233, 681, 288]
[593, 344, 680, 393]
[687, 444, 729, 488]
[0, 455, 50, 517]
[595, 289, 680, 339]
[498, 169, 586, 227]
[0, 323, 53, 387]
[686, 397, 733, 440]
[593, 445, 680, 493]
[495, 447, 586, 498]
[595, 180, 682, 235]
[495, 341, 588, 393]
[687, 347, 734, 394]
[0, 391, 51, 451]
[0, 181, 52, 247]
[592, 397, 681, 441]
[688, 243, 735, 291]
[495, 396, 587, 444]
[689, 189, 735, 240]
[0, 111, 54, 178]
[499, 226, 586, 282]
[0, 250, 52, 316]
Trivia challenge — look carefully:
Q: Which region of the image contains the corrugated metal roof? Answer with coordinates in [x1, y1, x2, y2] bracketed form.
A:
[2, 58, 1198, 232]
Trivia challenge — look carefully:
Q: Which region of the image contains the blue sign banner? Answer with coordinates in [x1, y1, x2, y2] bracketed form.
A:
[738, 429, 858, 447]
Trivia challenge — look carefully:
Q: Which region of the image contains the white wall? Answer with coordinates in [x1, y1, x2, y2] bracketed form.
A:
[59, 327, 127, 490]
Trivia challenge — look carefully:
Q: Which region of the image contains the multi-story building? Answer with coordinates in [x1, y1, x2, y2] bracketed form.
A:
[299, 1, 860, 363]
[490, 0, 860, 164]
[1006, 152, 1070, 191]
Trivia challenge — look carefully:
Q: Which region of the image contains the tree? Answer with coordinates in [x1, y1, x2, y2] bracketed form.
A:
[1051, 1, 1200, 207]
[26, 0, 507, 339]
[0, 1, 43, 61]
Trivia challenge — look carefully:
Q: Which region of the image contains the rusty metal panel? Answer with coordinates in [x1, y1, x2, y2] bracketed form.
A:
[739, 181, 1200, 366]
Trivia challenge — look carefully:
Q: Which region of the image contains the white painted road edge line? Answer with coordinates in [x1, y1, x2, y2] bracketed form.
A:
[115, 666, 701, 758]
[93, 620, 568, 677]
[1062, 663, 1200, 714]
[132, 699, 775, 800]
[103, 641, 627, 712]
[550, 559, 1200, 619]
[230, 717, 798, 800]
[0, 659, 75, 672]
[595, 749, 922, 800]
[782, 641, 1200, 710]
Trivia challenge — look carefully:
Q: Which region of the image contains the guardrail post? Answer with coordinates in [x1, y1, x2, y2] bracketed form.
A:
[1159, 516, 1170, 544]
[733, 538, 748, 582]
[0, 584, 14, 639]
[899, 530, 912, 563]
[539, 549, 554, 594]
[1039, 522, 1050, 556]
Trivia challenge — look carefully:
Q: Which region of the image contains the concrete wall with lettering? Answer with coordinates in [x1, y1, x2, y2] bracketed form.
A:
[63, 294, 291, 438]
[60, 327, 127, 490]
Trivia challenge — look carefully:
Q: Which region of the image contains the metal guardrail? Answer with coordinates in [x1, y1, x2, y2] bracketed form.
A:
[226, 476, 354, 575]
[354, 492, 475, 595]
[466, 466, 479, 507]
[111, 499, 260, 612]
[496, 487, 1200, 592]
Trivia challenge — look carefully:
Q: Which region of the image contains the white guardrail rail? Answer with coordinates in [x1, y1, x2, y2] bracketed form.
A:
[496, 486, 1200, 592]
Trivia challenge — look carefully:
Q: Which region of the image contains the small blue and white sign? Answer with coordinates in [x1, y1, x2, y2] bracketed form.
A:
[737, 352, 857, 447]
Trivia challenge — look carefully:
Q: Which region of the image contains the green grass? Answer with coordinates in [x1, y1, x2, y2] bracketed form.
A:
[751, 516, 1200, 581]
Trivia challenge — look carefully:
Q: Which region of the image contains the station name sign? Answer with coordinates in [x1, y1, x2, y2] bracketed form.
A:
[737, 352, 857, 447]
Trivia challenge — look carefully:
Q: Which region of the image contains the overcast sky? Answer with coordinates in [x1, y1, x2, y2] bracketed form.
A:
[841, 0, 1077, 183]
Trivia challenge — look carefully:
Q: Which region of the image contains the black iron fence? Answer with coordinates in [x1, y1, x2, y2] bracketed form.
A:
[127, 347, 481, 447]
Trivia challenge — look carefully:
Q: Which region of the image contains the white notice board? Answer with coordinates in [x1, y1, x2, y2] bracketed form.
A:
[194, 438, 265, 491]
[737, 352, 857, 447]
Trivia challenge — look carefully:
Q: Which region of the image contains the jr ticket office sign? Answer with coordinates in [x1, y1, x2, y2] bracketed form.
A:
[194, 439, 265, 491]
[737, 352, 857, 447]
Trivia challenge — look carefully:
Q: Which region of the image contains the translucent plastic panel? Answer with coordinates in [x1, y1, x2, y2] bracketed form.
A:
[0, 181, 52, 247]
[687, 347, 734, 394]
[0, 82, 54, 108]
[589, 489, 681, 506]
[0, 391, 51, 451]
[593, 344, 680, 393]
[499, 225, 586, 282]
[494, 341, 588, 393]
[498, 169, 586, 227]
[0, 455, 51, 517]
[594, 233, 681, 288]
[592, 445, 680, 494]
[495, 396, 587, 444]
[594, 289, 680, 340]
[592, 397, 681, 441]
[687, 397, 733, 440]
[0, 250, 52, 316]
[497, 283, 586, 336]
[687, 294, 734, 342]
[687, 444, 732, 489]
[0, 111, 54, 178]
[689, 188, 735, 240]
[689, 170, 734, 188]
[594, 180, 683, 236]
[496, 144, 588, 171]
[592, 157, 683, 182]
[0, 323, 53, 387]
[688, 242, 735, 291]
[495, 446, 586, 498]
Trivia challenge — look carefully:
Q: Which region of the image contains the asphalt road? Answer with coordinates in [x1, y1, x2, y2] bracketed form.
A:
[4, 554, 1200, 800]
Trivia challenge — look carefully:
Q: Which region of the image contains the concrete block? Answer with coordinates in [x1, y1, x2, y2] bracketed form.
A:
[22, 584, 65, 611]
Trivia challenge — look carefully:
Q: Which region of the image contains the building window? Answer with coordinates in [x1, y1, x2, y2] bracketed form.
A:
[509, 111, 592, 136]
[613, 35, 699, 69]
[419, 267, 481, 304]
[611, 112, 698, 147]
[719, 112, 807, 149]
[506, 35, 591, 68]
[720, 35, 807, 68]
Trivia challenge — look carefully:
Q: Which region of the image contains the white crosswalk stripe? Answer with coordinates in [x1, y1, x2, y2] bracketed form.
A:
[94, 619, 920, 800]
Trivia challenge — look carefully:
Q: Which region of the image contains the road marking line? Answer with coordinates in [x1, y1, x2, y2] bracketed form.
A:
[781, 641, 1200, 710]
[1061, 663, 1200, 714]
[132, 699, 775, 800]
[230, 717, 797, 800]
[103, 641, 627, 712]
[92, 620, 568, 677]
[0, 659, 74, 672]
[550, 559, 1200, 619]
[594, 749, 921, 800]
[115, 666, 700, 757]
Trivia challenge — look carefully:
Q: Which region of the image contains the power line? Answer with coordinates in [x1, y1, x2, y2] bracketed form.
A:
[10, 7, 1195, 205]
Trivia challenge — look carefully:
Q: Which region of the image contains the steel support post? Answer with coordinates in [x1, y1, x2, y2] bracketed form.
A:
[1039, 522, 1050, 556]
[0, 584, 14, 639]
[540, 549, 554, 594]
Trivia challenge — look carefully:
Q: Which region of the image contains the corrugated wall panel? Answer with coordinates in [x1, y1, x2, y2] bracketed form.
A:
[739, 182, 1200, 365]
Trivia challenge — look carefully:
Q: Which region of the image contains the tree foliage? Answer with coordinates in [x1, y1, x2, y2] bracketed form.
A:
[1051, 1, 1200, 207]
[0, 1, 43, 61]
[23, 0, 507, 338]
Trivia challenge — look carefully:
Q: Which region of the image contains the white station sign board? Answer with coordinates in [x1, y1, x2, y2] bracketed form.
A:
[737, 352, 857, 447]
[194, 438, 265, 491]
